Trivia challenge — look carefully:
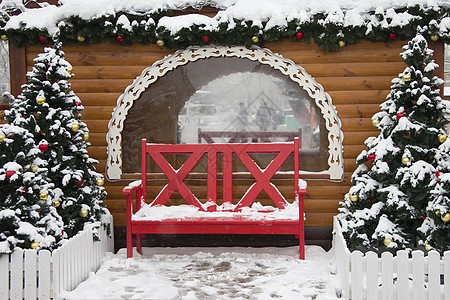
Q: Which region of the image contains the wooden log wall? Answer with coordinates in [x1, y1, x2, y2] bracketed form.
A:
[23, 39, 444, 228]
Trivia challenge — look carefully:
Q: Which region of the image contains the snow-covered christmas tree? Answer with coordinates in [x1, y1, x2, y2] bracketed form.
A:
[4, 39, 108, 242]
[339, 33, 450, 254]
[0, 122, 65, 253]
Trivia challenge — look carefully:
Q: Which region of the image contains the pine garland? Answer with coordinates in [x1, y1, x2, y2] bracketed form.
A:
[0, 5, 449, 51]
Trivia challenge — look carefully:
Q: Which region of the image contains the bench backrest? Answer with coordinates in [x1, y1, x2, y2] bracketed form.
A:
[140, 138, 299, 212]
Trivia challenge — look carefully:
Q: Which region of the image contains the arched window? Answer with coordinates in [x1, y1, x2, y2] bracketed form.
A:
[106, 46, 343, 179]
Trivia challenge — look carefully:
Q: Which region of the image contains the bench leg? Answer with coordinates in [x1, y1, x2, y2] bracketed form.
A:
[136, 234, 143, 255]
[299, 233, 305, 260]
[127, 227, 133, 258]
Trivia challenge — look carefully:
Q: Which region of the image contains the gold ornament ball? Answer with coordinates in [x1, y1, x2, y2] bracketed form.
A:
[252, 36, 259, 43]
[0, 133, 5, 143]
[79, 209, 89, 218]
[82, 133, 89, 141]
[441, 213, 450, 222]
[71, 123, 79, 132]
[401, 157, 411, 165]
[1, 34, 7, 41]
[402, 74, 411, 82]
[156, 39, 165, 47]
[31, 242, 40, 249]
[424, 243, 432, 251]
[67, 67, 73, 74]
[349, 194, 358, 202]
[438, 134, 447, 143]
[371, 119, 380, 127]
[338, 40, 346, 47]
[96, 178, 104, 186]
[52, 199, 60, 208]
[430, 34, 439, 42]
[383, 238, 393, 247]
[39, 192, 48, 200]
[435, 210, 440, 215]
[36, 95, 46, 105]
[30, 165, 39, 173]
[77, 35, 86, 42]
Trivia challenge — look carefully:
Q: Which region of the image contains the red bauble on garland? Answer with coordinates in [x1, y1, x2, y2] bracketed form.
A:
[39, 36, 46, 43]
[368, 154, 376, 162]
[389, 33, 397, 40]
[202, 36, 210, 42]
[75, 178, 84, 186]
[116, 36, 124, 42]
[295, 32, 303, 39]
[5, 170, 15, 179]
[39, 144, 49, 152]
[396, 113, 405, 119]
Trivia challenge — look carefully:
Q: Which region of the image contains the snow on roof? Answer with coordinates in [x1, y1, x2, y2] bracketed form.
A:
[1, 0, 449, 50]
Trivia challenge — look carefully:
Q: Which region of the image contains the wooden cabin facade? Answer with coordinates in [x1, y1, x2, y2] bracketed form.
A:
[3, 6, 446, 248]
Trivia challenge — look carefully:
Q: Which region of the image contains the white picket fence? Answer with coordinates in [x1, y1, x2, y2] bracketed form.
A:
[0, 215, 114, 300]
[333, 216, 450, 300]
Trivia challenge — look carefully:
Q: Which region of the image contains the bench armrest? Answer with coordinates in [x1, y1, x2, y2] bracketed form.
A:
[123, 180, 144, 218]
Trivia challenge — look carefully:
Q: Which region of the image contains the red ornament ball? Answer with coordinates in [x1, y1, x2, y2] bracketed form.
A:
[202, 36, 210, 42]
[39, 144, 49, 152]
[116, 36, 124, 42]
[396, 113, 405, 119]
[389, 33, 397, 40]
[39, 36, 46, 43]
[295, 32, 303, 39]
[368, 154, 376, 162]
[5, 170, 15, 179]
[436, 171, 442, 177]
[75, 101, 81, 106]
[75, 178, 84, 186]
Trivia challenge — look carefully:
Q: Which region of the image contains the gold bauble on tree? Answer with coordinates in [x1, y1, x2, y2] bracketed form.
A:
[338, 40, 346, 47]
[156, 39, 165, 47]
[39, 192, 48, 200]
[82, 133, 89, 141]
[441, 213, 450, 222]
[30, 165, 39, 173]
[36, 95, 46, 105]
[77, 35, 86, 42]
[438, 134, 447, 143]
[0, 133, 5, 143]
[31, 242, 40, 249]
[383, 238, 393, 247]
[1, 34, 7, 41]
[401, 157, 411, 165]
[71, 123, 79, 132]
[424, 244, 432, 251]
[371, 119, 380, 127]
[430, 34, 439, 42]
[79, 209, 89, 218]
[402, 74, 411, 82]
[96, 178, 104, 186]
[252, 36, 259, 43]
[52, 199, 60, 208]
[67, 67, 73, 74]
[349, 194, 358, 202]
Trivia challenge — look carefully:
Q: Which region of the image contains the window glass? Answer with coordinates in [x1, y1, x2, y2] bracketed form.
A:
[122, 57, 328, 174]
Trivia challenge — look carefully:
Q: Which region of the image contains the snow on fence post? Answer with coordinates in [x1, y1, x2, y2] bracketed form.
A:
[0, 213, 113, 299]
[333, 216, 450, 300]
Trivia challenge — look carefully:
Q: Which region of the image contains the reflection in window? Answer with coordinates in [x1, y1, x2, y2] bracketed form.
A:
[122, 57, 328, 173]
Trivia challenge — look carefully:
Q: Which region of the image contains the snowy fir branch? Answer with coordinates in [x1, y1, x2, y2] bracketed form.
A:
[0, 0, 449, 51]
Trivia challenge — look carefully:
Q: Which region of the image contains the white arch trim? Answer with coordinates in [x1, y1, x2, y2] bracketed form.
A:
[106, 46, 344, 180]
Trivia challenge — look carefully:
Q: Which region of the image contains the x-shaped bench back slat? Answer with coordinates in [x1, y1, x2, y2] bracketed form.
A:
[140, 138, 299, 211]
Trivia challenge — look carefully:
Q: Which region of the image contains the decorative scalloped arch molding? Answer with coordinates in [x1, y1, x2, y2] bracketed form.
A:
[106, 46, 344, 180]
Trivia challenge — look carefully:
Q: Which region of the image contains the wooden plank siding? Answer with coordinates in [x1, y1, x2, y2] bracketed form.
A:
[22, 39, 444, 228]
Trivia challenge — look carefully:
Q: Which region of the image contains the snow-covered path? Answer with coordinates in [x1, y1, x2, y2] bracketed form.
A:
[58, 246, 340, 300]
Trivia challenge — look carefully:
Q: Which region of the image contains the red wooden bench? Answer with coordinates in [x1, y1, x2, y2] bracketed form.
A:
[123, 138, 307, 259]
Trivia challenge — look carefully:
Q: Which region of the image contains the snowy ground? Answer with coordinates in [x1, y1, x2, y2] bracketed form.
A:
[58, 246, 340, 300]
